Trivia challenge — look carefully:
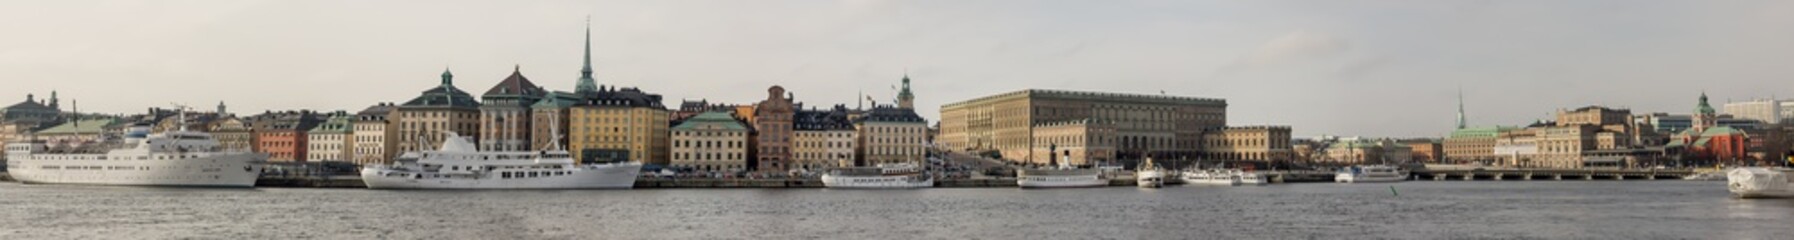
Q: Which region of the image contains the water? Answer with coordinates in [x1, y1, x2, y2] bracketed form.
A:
[1, 181, 1790, 239]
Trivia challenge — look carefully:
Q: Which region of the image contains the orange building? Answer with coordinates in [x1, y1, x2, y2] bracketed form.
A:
[254, 112, 323, 162]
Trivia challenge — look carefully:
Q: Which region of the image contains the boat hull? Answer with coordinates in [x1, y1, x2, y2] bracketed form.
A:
[1728, 167, 1794, 199]
[361, 163, 641, 190]
[1136, 170, 1165, 188]
[4, 153, 262, 188]
[1335, 173, 1406, 183]
[821, 174, 933, 189]
[1238, 174, 1268, 186]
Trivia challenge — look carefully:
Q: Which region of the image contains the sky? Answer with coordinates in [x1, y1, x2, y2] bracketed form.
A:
[2, 0, 1792, 138]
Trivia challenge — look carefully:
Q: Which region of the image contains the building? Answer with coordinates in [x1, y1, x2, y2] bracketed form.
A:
[939, 89, 1226, 163]
[1535, 125, 1598, 169]
[530, 92, 580, 151]
[254, 111, 323, 162]
[669, 111, 750, 172]
[1492, 128, 1539, 167]
[1198, 126, 1294, 162]
[1028, 118, 1116, 166]
[568, 86, 669, 164]
[1669, 93, 1755, 166]
[352, 103, 397, 165]
[1, 93, 65, 156]
[1404, 139, 1443, 164]
[856, 106, 928, 166]
[1724, 99, 1784, 124]
[793, 106, 857, 170]
[306, 114, 353, 161]
[1640, 113, 1763, 134]
[1444, 126, 1512, 164]
[751, 86, 797, 172]
[479, 66, 546, 151]
[897, 74, 915, 109]
[208, 116, 255, 152]
[33, 118, 118, 150]
[1323, 138, 1412, 165]
[393, 69, 482, 154]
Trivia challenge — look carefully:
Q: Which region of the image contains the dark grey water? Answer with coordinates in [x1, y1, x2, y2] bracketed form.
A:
[0, 181, 1789, 239]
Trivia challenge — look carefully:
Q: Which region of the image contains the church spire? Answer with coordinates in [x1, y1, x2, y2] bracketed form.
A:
[1456, 87, 1466, 129]
[897, 73, 915, 109]
[440, 67, 454, 86]
[575, 16, 598, 94]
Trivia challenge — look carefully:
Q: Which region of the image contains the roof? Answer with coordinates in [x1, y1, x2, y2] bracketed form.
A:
[355, 103, 395, 121]
[531, 91, 582, 109]
[795, 107, 854, 131]
[671, 112, 747, 131]
[308, 116, 353, 134]
[401, 85, 481, 108]
[1449, 126, 1516, 138]
[854, 106, 925, 124]
[481, 67, 546, 101]
[579, 86, 665, 109]
[34, 118, 118, 135]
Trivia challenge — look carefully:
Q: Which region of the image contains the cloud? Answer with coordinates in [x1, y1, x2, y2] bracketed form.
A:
[1214, 29, 1350, 76]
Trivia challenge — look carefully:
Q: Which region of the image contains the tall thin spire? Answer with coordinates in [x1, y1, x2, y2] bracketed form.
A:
[575, 16, 598, 94]
[1456, 87, 1466, 129]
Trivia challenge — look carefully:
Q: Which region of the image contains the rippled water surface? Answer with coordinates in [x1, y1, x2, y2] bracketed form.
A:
[1, 181, 1790, 239]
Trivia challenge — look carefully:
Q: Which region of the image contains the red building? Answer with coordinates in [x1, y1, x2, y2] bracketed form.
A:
[1668, 93, 1756, 166]
[253, 112, 323, 162]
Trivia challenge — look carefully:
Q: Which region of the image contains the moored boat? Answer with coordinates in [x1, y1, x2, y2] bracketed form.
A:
[1136, 158, 1165, 188]
[1335, 165, 1406, 183]
[360, 132, 641, 189]
[3, 110, 264, 188]
[1728, 167, 1794, 198]
[822, 163, 933, 189]
[1181, 169, 1241, 186]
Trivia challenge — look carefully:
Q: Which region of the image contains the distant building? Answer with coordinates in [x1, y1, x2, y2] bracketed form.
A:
[669, 111, 750, 172]
[1444, 126, 1512, 164]
[1668, 93, 1755, 165]
[1198, 126, 1294, 162]
[1724, 99, 1784, 124]
[1028, 119, 1116, 166]
[208, 116, 255, 152]
[1, 93, 65, 156]
[306, 113, 353, 161]
[352, 103, 397, 165]
[857, 106, 928, 166]
[393, 69, 482, 155]
[793, 106, 857, 170]
[752, 86, 797, 172]
[1324, 138, 1412, 165]
[1404, 139, 1443, 164]
[939, 89, 1226, 163]
[255, 111, 323, 162]
[34, 118, 119, 150]
[896, 74, 916, 109]
[479, 66, 546, 151]
[529, 92, 580, 151]
[1493, 128, 1539, 167]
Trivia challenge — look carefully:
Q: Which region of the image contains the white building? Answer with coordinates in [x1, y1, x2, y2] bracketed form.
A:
[1724, 99, 1783, 124]
[856, 106, 929, 166]
[306, 114, 354, 162]
[670, 111, 749, 172]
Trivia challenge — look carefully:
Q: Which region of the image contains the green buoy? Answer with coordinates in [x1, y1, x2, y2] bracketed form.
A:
[1389, 186, 1399, 196]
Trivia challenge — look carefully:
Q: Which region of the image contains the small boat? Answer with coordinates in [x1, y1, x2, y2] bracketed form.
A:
[1136, 158, 1165, 188]
[1728, 167, 1794, 198]
[1237, 170, 1268, 186]
[821, 163, 933, 189]
[1335, 165, 1406, 183]
[360, 132, 641, 190]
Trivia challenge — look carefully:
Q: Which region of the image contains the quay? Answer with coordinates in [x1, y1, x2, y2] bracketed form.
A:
[1410, 168, 1694, 181]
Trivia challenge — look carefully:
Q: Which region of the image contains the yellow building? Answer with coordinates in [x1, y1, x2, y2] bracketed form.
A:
[793, 107, 857, 170]
[670, 111, 749, 172]
[856, 106, 929, 166]
[1199, 126, 1294, 162]
[1028, 119, 1116, 166]
[351, 103, 398, 165]
[939, 89, 1226, 163]
[393, 69, 483, 154]
[568, 86, 669, 165]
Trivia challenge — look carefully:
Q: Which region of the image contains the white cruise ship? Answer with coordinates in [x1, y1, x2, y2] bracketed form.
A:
[1728, 167, 1794, 198]
[1017, 160, 1107, 188]
[1335, 165, 1406, 183]
[821, 163, 933, 189]
[4, 124, 265, 187]
[360, 132, 641, 189]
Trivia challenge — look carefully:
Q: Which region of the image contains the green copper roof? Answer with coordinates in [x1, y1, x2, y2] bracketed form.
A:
[34, 118, 119, 135]
[1448, 126, 1514, 138]
[307, 116, 353, 134]
[671, 111, 746, 131]
[1695, 93, 1716, 115]
[532, 91, 581, 109]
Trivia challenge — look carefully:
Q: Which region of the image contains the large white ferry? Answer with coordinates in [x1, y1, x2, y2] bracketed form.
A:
[1335, 165, 1406, 183]
[4, 123, 265, 187]
[1182, 169, 1242, 186]
[1017, 160, 1107, 188]
[1728, 167, 1794, 198]
[821, 163, 933, 189]
[360, 132, 641, 189]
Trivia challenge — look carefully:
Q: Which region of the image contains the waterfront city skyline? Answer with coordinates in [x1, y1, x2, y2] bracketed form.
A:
[3, 1, 1794, 138]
